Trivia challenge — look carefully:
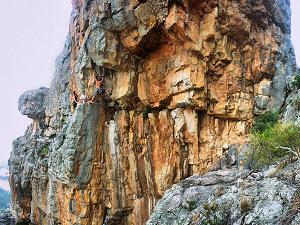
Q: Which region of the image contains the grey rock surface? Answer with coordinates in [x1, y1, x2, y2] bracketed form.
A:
[264, 0, 291, 34]
[147, 161, 300, 225]
[49, 103, 100, 188]
[283, 89, 300, 125]
[251, 0, 297, 114]
[45, 36, 71, 119]
[9, 36, 72, 223]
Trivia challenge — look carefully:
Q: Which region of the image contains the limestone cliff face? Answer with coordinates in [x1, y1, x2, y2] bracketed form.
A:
[9, 0, 297, 224]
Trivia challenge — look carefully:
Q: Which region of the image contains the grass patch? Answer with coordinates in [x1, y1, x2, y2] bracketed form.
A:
[240, 197, 251, 212]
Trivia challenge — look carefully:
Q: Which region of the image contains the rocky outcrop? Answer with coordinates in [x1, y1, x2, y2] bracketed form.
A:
[9, 0, 298, 224]
[18, 87, 48, 119]
[147, 161, 300, 225]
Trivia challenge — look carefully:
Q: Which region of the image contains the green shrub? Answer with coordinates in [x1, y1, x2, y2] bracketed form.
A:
[199, 201, 232, 225]
[16, 218, 31, 225]
[142, 106, 151, 119]
[186, 200, 197, 212]
[49, 133, 56, 139]
[249, 123, 300, 166]
[177, 218, 186, 225]
[251, 111, 280, 133]
[292, 74, 300, 89]
[42, 147, 48, 155]
[60, 119, 65, 126]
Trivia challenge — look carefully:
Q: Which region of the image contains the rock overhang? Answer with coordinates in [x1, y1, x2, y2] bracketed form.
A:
[18, 87, 49, 119]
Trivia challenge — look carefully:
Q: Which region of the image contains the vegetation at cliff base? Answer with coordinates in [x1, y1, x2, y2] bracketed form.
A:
[249, 122, 300, 166]
[248, 110, 300, 167]
[0, 188, 10, 210]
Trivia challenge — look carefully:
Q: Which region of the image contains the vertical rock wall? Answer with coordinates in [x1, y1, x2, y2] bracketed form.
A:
[9, 0, 297, 224]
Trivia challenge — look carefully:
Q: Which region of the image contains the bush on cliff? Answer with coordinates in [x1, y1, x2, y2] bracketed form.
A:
[251, 111, 280, 134]
[199, 201, 232, 225]
[249, 122, 300, 166]
[42, 147, 48, 154]
[16, 218, 31, 225]
[142, 105, 151, 119]
[292, 74, 300, 89]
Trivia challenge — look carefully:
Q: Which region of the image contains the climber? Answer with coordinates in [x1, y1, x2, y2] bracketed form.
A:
[79, 90, 88, 103]
[88, 72, 111, 103]
[72, 90, 78, 114]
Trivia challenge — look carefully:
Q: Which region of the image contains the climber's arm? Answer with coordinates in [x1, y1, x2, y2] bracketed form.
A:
[99, 77, 104, 85]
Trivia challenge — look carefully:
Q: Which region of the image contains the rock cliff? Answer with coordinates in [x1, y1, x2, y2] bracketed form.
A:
[9, 0, 298, 224]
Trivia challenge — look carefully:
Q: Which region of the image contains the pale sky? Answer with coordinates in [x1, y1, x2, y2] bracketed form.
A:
[0, 1, 299, 161]
[0, 1, 72, 160]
